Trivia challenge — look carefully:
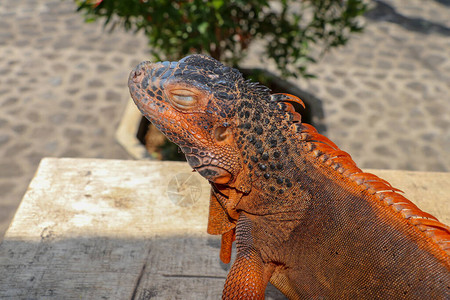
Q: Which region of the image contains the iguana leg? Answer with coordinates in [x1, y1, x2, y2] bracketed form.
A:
[220, 229, 235, 264]
[222, 213, 272, 299]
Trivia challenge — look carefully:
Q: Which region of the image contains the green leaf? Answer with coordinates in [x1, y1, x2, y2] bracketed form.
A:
[211, 0, 224, 10]
[73, 0, 368, 80]
[198, 22, 209, 35]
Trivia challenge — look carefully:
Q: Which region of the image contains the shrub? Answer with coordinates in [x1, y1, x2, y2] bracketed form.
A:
[76, 0, 367, 78]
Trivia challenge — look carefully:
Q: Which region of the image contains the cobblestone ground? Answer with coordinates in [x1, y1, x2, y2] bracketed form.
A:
[309, 0, 450, 171]
[243, 0, 450, 171]
[0, 0, 147, 237]
[0, 0, 449, 239]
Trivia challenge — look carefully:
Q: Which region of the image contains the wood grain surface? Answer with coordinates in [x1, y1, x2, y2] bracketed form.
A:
[0, 158, 448, 299]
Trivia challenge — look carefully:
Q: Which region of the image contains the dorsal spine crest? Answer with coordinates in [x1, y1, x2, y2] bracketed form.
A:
[296, 123, 450, 255]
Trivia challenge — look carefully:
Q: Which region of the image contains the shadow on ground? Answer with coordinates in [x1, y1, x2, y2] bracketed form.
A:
[0, 235, 286, 299]
[366, 0, 450, 36]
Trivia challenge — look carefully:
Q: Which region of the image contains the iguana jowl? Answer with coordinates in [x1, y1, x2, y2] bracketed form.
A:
[128, 54, 450, 299]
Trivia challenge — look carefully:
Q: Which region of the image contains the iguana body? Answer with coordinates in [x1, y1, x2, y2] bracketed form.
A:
[128, 54, 450, 299]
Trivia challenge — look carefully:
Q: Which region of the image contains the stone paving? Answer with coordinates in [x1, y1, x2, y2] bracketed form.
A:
[0, 0, 449, 239]
[242, 0, 450, 172]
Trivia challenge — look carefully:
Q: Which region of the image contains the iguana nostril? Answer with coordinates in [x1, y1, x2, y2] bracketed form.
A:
[130, 61, 153, 83]
[130, 69, 144, 83]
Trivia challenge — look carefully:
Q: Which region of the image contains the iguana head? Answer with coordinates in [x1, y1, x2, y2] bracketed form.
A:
[128, 54, 301, 194]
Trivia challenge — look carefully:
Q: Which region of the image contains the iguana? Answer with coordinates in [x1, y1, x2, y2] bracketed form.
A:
[128, 54, 450, 299]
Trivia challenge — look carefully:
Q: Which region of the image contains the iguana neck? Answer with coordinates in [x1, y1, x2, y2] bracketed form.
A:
[231, 97, 311, 214]
[235, 131, 345, 216]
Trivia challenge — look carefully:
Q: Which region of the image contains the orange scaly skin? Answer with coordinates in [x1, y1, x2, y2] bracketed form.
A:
[128, 55, 450, 299]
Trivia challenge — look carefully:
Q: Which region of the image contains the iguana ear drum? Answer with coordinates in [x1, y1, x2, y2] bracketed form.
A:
[213, 125, 232, 143]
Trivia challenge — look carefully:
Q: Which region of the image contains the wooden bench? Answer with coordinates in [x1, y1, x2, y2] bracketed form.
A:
[0, 158, 448, 299]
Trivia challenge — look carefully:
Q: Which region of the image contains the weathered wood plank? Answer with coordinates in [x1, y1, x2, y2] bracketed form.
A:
[0, 158, 219, 299]
[0, 158, 448, 299]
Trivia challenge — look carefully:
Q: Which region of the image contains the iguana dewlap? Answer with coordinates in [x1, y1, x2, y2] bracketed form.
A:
[128, 54, 450, 299]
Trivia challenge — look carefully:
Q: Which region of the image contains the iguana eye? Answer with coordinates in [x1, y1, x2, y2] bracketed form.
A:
[170, 89, 197, 109]
[173, 94, 194, 103]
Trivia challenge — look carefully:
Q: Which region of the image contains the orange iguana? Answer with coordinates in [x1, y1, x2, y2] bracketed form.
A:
[128, 54, 450, 299]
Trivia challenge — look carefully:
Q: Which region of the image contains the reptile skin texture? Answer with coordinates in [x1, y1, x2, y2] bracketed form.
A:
[128, 54, 450, 299]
